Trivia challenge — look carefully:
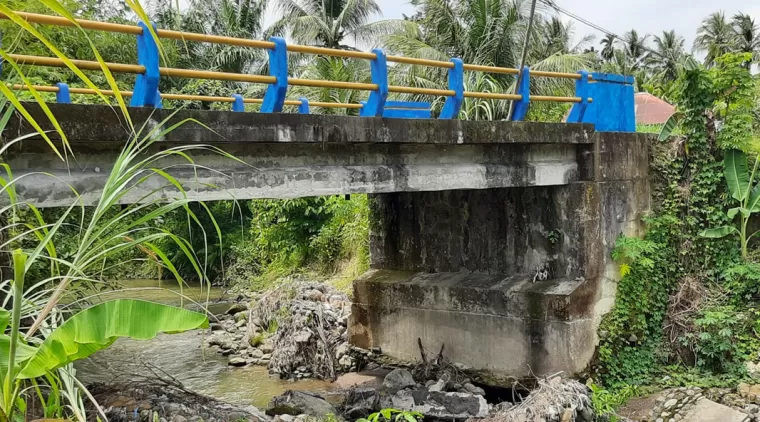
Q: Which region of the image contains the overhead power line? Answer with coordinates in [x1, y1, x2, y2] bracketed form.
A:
[537, 0, 667, 60]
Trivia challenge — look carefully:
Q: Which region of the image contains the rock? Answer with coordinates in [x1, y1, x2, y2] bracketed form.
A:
[228, 357, 247, 366]
[302, 289, 324, 302]
[664, 398, 679, 409]
[226, 303, 247, 315]
[425, 380, 436, 387]
[266, 390, 336, 417]
[560, 408, 573, 422]
[234, 311, 248, 322]
[335, 342, 351, 360]
[292, 331, 312, 343]
[261, 340, 275, 354]
[250, 349, 264, 359]
[383, 369, 416, 392]
[236, 319, 247, 328]
[209, 323, 224, 331]
[428, 379, 446, 393]
[274, 415, 294, 422]
[344, 387, 381, 418]
[682, 398, 752, 422]
[422, 391, 489, 419]
[463, 383, 485, 396]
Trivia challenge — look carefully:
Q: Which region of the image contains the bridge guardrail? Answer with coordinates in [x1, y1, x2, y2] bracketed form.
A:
[0, 10, 635, 131]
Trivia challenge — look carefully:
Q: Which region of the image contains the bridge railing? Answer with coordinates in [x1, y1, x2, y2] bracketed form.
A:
[0, 10, 635, 132]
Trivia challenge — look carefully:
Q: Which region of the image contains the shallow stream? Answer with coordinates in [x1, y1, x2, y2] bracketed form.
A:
[75, 279, 337, 409]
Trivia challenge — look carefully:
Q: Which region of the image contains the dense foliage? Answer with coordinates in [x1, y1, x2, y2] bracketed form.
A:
[597, 53, 760, 388]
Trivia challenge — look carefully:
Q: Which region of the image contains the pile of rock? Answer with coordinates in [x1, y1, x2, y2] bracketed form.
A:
[87, 383, 267, 422]
[205, 282, 367, 380]
[646, 387, 756, 422]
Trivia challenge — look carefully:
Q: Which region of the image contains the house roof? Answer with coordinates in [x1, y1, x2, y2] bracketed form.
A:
[635, 92, 675, 125]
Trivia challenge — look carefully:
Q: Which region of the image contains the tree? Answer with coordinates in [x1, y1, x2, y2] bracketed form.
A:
[694, 11, 735, 66]
[268, 0, 397, 49]
[381, 0, 596, 119]
[620, 29, 649, 69]
[600, 33, 616, 62]
[731, 13, 760, 65]
[162, 0, 268, 74]
[647, 30, 686, 82]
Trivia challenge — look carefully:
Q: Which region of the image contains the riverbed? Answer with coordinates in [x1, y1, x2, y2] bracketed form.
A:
[75, 279, 337, 409]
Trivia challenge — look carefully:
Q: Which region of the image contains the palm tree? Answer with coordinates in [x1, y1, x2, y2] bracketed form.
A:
[600, 33, 616, 62]
[732, 13, 760, 64]
[647, 30, 686, 82]
[694, 11, 736, 66]
[268, 0, 397, 49]
[621, 29, 649, 69]
[380, 0, 596, 119]
[156, 0, 268, 74]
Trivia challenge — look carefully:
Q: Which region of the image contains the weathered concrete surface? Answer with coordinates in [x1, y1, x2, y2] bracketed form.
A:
[1, 103, 593, 207]
[350, 132, 653, 381]
[683, 398, 750, 422]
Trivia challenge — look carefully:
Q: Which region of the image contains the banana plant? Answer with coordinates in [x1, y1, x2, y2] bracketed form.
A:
[0, 250, 208, 422]
[700, 149, 760, 260]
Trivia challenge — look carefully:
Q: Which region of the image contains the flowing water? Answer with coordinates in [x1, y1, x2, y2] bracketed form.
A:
[75, 279, 337, 409]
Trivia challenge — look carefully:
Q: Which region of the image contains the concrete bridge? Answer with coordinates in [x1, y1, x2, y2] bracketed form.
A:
[1, 103, 651, 381]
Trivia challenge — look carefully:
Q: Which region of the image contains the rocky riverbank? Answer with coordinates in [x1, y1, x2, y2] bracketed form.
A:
[86, 383, 268, 422]
[205, 282, 377, 380]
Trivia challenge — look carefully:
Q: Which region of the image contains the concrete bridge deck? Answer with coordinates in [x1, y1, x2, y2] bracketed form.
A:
[3, 103, 592, 207]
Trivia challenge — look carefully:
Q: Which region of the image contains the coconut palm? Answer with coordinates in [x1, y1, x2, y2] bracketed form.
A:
[380, 0, 595, 119]
[646, 30, 686, 82]
[161, 0, 268, 74]
[620, 29, 649, 69]
[600, 33, 616, 62]
[290, 57, 371, 115]
[732, 13, 760, 64]
[694, 11, 736, 66]
[268, 0, 398, 49]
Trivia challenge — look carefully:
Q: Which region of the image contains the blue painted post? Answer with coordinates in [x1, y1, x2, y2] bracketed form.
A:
[130, 21, 160, 108]
[154, 91, 163, 109]
[567, 70, 590, 123]
[261, 37, 288, 113]
[298, 98, 310, 114]
[439, 58, 464, 119]
[360, 48, 388, 117]
[571, 72, 635, 132]
[232, 94, 245, 112]
[55, 83, 71, 104]
[511, 66, 531, 121]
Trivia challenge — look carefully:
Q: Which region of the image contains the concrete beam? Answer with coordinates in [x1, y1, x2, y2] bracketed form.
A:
[1, 104, 594, 207]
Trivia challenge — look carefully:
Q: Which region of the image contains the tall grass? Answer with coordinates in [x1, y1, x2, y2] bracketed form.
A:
[0, 2, 238, 420]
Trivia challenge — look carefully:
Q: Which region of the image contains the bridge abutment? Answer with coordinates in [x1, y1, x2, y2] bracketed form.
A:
[349, 132, 651, 381]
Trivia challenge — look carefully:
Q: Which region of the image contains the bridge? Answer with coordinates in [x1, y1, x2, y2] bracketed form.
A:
[0, 11, 649, 381]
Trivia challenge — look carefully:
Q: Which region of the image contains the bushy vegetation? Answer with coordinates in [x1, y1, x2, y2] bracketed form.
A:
[596, 53, 760, 389]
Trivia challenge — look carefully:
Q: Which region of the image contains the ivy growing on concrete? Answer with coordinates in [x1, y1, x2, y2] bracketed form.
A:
[596, 53, 759, 388]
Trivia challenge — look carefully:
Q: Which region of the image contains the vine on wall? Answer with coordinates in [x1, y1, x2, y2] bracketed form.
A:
[597, 53, 759, 388]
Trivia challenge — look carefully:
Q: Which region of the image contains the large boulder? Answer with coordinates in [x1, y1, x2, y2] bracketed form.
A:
[391, 389, 488, 420]
[382, 369, 416, 392]
[266, 391, 336, 417]
[226, 303, 247, 315]
[682, 398, 751, 422]
[343, 387, 381, 419]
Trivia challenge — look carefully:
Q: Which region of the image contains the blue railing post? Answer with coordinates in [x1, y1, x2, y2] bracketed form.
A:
[261, 37, 288, 113]
[298, 97, 310, 114]
[439, 58, 464, 119]
[55, 83, 71, 104]
[511, 66, 530, 121]
[232, 94, 245, 112]
[130, 21, 160, 108]
[569, 72, 635, 132]
[360, 48, 388, 117]
[567, 70, 590, 123]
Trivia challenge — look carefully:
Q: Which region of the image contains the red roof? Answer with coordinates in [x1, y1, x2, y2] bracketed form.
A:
[635, 92, 675, 125]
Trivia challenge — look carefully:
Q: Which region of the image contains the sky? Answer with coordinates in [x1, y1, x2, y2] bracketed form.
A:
[262, 0, 760, 52]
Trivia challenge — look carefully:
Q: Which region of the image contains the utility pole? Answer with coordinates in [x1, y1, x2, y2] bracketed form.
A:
[508, 0, 538, 121]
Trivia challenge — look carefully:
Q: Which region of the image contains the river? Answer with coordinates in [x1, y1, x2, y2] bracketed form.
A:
[75, 279, 338, 409]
